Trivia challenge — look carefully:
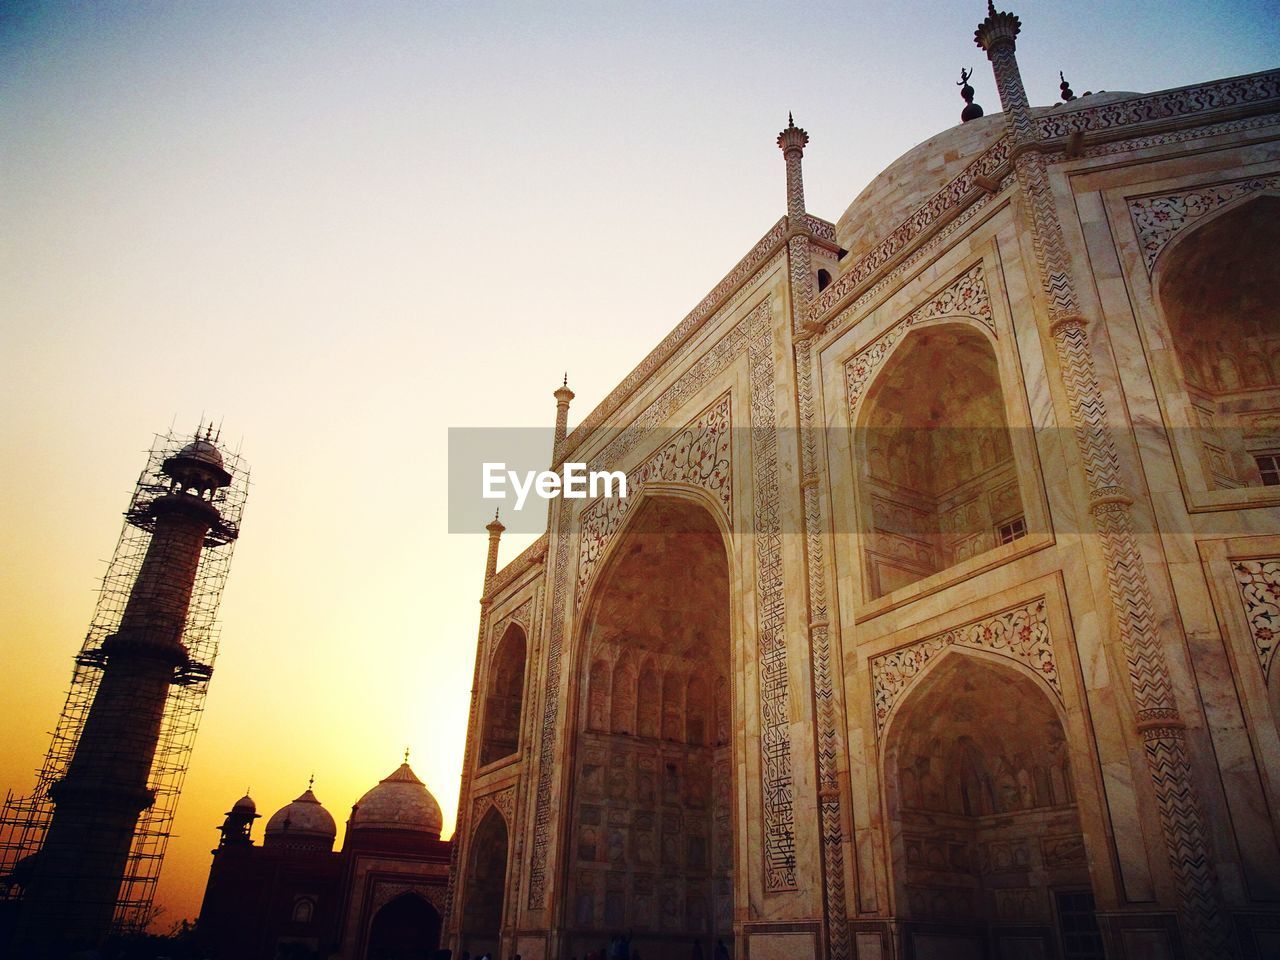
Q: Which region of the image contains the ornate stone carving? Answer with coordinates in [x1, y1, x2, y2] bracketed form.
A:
[489, 598, 532, 660]
[747, 303, 798, 893]
[575, 394, 732, 606]
[1129, 175, 1280, 273]
[472, 784, 516, 829]
[871, 598, 1058, 738]
[844, 263, 995, 409]
[978, 30, 1232, 954]
[1036, 70, 1280, 141]
[370, 880, 447, 917]
[488, 534, 548, 598]
[1231, 557, 1280, 679]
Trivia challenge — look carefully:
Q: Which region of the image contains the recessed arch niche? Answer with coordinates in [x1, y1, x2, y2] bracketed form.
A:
[366, 892, 442, 960]
[1156, 194, 1280, 490]
[459, 806, 509, 958]
[883, 653, 1102, 958]
[480, 622, 526, 766]
[857, 323, 1027, 598]
[566, 494, 734, 959]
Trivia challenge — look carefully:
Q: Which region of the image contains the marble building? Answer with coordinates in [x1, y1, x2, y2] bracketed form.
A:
[448, 6, 1280, 959]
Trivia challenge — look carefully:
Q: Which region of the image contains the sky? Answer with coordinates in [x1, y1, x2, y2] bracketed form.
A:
[1, 0, 1277, 930]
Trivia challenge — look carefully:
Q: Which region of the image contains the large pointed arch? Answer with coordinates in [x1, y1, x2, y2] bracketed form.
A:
[563, 489, 737, 958]
[881, 649, 1103, 958]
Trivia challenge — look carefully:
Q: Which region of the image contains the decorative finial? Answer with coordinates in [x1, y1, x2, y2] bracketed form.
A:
[974, 0, 1021, 55]
[1059, 71, 1076, 102]
[987, 0, 996, 15]
[308, 773, 315, 790]
[958, 68, 984, 122]
[405, 746, 411, 764]
[563, 372, 568, 387]
[776, 114, 809, 152]
[788, 111, 794, 128]
[494, 508, 500, 522]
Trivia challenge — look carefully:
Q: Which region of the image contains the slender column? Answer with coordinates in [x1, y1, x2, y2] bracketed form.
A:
[447, 512, 505, 952]
[975, 5, 1233, 955]
[552, 375, 575, 467]
[778, 116, 852, 960]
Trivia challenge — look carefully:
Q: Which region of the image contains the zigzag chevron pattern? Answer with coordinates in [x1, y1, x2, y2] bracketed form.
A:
[993, 50, 1237, 953]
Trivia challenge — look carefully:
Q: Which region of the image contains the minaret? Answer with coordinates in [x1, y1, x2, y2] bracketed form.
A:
[551, 374, 575, 467]
[974, 4, 1231, 955]
[483, 510, 505, 596]
[10, 429, 243, 953]
[777, 113, 809, 223]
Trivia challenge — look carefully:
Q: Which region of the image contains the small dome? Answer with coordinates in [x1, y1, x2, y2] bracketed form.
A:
[264, 788, 337, 850]
[349, 763, 443, 839]
[231, 793, 256, 813]
[177, 439, 225, 469]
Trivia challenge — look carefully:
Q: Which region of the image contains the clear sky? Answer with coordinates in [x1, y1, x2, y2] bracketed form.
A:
[2, 0, 1277, 929]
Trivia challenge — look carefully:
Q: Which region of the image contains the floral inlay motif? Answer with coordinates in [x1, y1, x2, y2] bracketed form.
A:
[871, 598, 1058, 739]
[1231, 557, 1280, 679]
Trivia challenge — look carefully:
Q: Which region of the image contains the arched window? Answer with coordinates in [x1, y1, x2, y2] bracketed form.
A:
[1157, 195, 1280, 490]
[480, 623, 526, 766]
[291, 896, 315, 924]
[858, 324, 1026, 598]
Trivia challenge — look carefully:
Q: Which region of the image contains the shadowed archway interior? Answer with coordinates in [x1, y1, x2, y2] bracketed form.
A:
[366, 892, 441, 960]
[568, 496, 733, 960]
[460, 807, 508, 958]
[1159, 194, 1280, 490]
[884, 654, 1102, 959]
[858, 324, 1025, 599]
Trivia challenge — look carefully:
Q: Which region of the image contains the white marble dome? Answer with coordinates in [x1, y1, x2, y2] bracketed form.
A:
[349, 762, 443, 838]
[177, 438, 225, 468]
[263, 787, 336, 847]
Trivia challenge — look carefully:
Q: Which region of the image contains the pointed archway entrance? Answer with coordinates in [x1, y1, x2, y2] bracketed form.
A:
[883, 653, 1104, 959]
[565, 494, 735, 960]
[366, 892, 442, 960]
[460, 806, 509, 958]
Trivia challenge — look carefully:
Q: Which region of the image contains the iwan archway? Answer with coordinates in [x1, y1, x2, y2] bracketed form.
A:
[564, 493, 735, 960]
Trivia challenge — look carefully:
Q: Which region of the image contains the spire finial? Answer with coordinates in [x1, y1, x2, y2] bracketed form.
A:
[404, 746, 410, 764]
[1058, 70, 1076, 102]
[987, 0, 996, 15]
[788, 111, 794, 128]
[958, 67, 984, 122]
[563, 372, 568, 387]
[308, 773, 315, 790]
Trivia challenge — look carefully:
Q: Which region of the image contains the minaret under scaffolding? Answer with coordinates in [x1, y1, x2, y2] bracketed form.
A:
[0, 427, 248, 954]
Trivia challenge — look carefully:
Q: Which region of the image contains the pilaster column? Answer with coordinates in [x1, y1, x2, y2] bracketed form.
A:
[976, 5, 1232, 954]
[778, 117, 852, 960]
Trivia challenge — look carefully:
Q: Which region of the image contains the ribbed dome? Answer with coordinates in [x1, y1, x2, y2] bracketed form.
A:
[264, 788, 336, 850]
[349, 763, 443, 839]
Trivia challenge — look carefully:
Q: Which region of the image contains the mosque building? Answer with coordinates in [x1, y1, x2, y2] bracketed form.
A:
[198, 761, 451, 959]
[447, 5, 1280, 960]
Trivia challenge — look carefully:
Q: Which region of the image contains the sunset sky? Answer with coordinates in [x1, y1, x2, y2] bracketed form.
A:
[2, 0, 1277, 928]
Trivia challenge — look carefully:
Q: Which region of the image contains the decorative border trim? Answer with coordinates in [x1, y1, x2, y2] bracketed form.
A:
[843, 262, 994, 410]
[1128, 174, 1280, 274]
[870, 598, 1058, 739]
[471, 784, 517, 830]
[1231, 558, 1280, 680]
[575, 393, 732, 606]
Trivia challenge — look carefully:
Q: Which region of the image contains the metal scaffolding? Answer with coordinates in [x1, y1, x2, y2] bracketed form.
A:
[0, 430, 249, 934]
